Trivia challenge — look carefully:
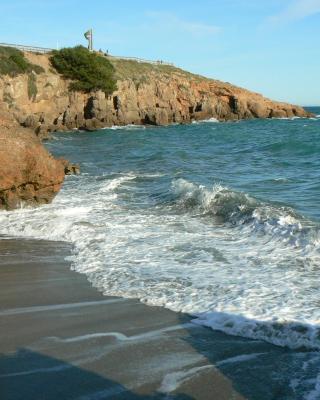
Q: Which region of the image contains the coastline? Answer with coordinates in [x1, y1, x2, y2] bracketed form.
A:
[0, 48, 311, 142]
[0, 237, 315, 400]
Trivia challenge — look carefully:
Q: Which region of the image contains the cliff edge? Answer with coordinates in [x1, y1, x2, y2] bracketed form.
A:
[0, 51, 310, 138]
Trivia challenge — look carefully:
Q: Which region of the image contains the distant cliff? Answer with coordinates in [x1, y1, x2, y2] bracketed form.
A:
[0, 50, 311, 138]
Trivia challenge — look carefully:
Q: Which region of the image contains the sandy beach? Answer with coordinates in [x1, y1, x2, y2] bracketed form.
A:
[0, 237, 308, 400]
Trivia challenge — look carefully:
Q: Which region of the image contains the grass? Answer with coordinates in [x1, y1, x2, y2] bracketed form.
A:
[0, 46, 44, 77]
[107, 58, 243, 94]
[108, 58, 212, 83]
[50, 46, 117, 94]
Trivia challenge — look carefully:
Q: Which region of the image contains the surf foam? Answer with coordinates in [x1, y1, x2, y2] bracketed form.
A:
[0, 174, 320, 351]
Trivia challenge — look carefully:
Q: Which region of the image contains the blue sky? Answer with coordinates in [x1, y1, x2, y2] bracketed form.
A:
[1, 0, 319, 105]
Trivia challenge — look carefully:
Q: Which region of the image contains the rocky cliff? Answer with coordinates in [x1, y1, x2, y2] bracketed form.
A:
[0, 52, 310, 138]
[0, 50, 311, 210]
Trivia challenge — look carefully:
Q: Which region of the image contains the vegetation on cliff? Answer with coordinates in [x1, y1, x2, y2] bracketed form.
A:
[109, 58, 211, 87]
[50, 46, 117, 94]
[0, 46, 44, 76]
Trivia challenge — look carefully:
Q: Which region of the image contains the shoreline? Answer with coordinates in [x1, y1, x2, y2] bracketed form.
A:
[0, 237, 315, 400]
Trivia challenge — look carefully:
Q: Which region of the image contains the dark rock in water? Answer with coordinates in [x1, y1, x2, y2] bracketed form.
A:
[60, 159, 80, 175]
[65, 163, 80, 175]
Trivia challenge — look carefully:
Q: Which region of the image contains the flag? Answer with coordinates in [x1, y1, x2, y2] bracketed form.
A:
[84, 30, 92, 40]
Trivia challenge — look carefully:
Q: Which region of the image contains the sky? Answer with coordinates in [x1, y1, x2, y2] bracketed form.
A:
[1, 0, 319, 105]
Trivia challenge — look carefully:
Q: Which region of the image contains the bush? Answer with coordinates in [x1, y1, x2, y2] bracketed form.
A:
[50, 46, 117, 94]
[0, 46, 44, 76]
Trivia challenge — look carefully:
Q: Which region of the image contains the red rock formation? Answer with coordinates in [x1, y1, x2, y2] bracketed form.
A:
[0, 52, 311, 138]
[0, 111, 65, 210]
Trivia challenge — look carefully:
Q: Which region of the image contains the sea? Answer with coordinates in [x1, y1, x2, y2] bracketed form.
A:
[0, 107, 319, 398]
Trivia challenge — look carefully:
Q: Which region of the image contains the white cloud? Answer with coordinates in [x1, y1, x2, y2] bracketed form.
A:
[146, 12, 221, 37]
[269, 0, 320, 23]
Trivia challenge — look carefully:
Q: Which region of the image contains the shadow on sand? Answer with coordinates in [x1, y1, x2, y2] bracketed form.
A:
[0, 349, 194, 400]
[0, 238, 317, 400]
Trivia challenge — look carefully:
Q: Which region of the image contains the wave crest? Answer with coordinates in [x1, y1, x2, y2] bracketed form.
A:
[171, 179, 318, 249]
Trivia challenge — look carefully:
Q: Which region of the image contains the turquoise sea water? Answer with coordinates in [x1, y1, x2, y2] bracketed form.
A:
[2, 107, 320, 336]
[0, 108, 320, 398]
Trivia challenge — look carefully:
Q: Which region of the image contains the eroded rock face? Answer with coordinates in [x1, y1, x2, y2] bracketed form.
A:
[0, 52, 312, 138]
[0, 112, 65, 210]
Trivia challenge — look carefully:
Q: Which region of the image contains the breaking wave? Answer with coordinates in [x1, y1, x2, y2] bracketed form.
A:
[171, 179, 319, 251]
[0, 172, 320, 352]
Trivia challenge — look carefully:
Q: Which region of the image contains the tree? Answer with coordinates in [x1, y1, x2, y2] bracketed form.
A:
[50, 46, 117, 94]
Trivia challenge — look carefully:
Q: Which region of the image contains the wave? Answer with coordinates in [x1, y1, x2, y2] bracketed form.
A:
[263, 140, 317, 154]
[171, 179, 319, 250]
[193, 311, 320, 350]
[103, 124, 146, 131]
[1, 174, 320, 352]
[192, 117, 219, 124]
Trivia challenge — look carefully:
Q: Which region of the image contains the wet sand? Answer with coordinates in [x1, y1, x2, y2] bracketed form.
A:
[0, 238, 305, 400]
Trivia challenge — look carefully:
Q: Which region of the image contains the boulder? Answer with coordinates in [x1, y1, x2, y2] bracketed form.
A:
[292, 107, 307, 118]
[60, 159, 80, 175]
[248, 101, 270, 118]
[0, 129, 65, 210]
[270, 109, 287, 118]
[83, 118, 104, 131]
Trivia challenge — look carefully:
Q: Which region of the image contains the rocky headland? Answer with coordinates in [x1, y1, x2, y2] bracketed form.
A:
[1, 51, 311, 138]
[0, 47, 312, 209]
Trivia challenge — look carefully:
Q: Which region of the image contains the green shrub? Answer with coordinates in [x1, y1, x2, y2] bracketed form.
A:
[50, 46, 117, 94]
[0, 46, 44, 77]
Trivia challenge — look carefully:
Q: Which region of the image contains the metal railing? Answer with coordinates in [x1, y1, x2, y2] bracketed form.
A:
[0, 42, 53, 54]
[0, 42, 174, 65]
[106, 54, 174, 66]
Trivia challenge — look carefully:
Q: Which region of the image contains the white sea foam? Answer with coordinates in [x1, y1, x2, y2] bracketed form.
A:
[192, 117, 219, 124]
[159, 353, 265, 393]
[216, 352, 266, 366]
[272, 116, 301, 121]
[105, 124, 146, 130]
[0, 174, 320, 351]
[98, 174, 137, 194]
[47, 323, 194, 344]
[159, 365, 213, 393]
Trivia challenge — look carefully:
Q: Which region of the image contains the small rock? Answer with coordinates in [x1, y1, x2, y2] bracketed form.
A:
[60, 159, 80, 175]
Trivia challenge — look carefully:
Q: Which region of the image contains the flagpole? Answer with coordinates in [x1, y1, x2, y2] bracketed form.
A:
[84, 29, 93, 51]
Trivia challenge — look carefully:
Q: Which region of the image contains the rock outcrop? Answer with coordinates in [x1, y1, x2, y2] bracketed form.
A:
[0, 110, 65, 210]
[0, 52, 311, 139]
